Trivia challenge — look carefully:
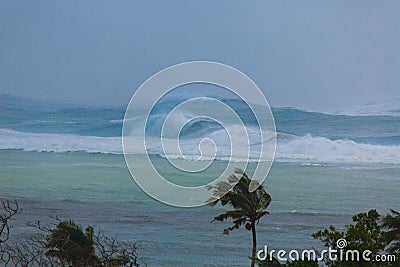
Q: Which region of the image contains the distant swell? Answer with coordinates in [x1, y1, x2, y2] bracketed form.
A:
[1, 128, 400, 164]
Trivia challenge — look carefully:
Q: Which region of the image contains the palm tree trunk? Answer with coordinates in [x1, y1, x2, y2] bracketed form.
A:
[251, 221, 257, 267]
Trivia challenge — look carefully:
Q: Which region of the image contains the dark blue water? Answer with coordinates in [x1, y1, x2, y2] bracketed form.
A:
[1, 94, 400, 146]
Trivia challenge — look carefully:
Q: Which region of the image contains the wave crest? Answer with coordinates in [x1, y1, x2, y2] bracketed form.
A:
[1, 129, 400, 164]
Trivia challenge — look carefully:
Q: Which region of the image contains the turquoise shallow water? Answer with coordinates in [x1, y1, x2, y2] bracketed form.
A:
[1, 150, 399, 266]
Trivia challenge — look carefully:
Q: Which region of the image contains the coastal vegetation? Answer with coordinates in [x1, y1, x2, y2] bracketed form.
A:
[0, 200, 20, 246]
[207, 170, 399, 267]
[0, 201, 143, 267]
[382, 210, 400, 255]
[312, 209, 398, 266]
[207, 169, 272, 267]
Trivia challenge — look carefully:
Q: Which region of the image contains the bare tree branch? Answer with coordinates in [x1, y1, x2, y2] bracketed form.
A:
[0, 200, 21, 245]
[1, 212, 145, 267]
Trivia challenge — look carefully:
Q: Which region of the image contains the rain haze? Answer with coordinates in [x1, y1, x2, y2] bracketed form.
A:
[0, 0, 399, 109]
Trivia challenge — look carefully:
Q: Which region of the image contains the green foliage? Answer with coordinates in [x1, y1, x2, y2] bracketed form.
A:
[208, 169, 271, 234]
[312, 210, 389, 266]
[0, 199, 142, 267]
[382, 209, 400, 254]
[45, 220, 99, 266]
[208, 169, 271, 267]
[44, 220, 142, 266]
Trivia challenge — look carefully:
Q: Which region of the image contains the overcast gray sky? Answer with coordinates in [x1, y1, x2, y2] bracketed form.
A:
[0, 0, 399, 108]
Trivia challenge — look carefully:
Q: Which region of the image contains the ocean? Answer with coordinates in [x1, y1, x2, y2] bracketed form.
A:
[1, 94, 399, 266]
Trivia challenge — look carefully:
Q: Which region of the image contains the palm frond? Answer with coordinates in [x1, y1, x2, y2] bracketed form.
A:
[209, 169, 271, 233]
[382, 209, 400, 253]
[213, 210, 246, 222]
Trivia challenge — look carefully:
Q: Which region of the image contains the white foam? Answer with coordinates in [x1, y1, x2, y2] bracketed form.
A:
[1, 129, 400, 164]
[0, 128, 122, 154]
[277, 134, 400, 164]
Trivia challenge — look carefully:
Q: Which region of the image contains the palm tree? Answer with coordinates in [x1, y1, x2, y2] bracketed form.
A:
[382, 209, 400, 254]
[208, 169, 272, 267]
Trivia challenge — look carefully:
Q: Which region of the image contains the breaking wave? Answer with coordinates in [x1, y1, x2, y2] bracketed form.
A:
[2, 128, 400, 164]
